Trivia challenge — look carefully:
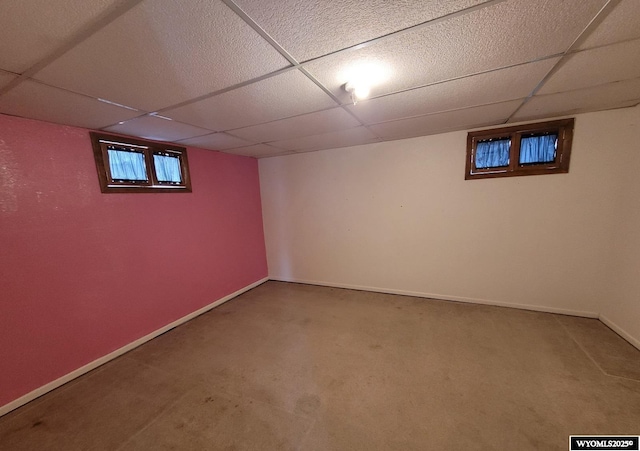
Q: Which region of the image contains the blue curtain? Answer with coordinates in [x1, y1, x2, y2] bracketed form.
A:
[475, 139, 510, 168]
[519, 134, 557, 164]
[108, 149, 147, 181]
[154, 154, 182, 183]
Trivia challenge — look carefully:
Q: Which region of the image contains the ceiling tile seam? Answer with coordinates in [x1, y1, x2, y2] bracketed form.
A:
[389, 120, 508, 138]
[260, 124, 374, 146]
[290, 136, 383, 154]
[99, 111, 160, 131]
[152, 65, 297, 115]
[0, 68, 19, 76]
[506, 101, 640, 124]
[506, 0, 623, 122]
[574, 36, 640, 54]
[107, 96, 342, 141]
[525, 76, 640, 98]
[172, 131, 260, 148]
[221, 105, 345, 134]
[241, 143, 288, 154]
[263, 143, 288, 151]
[221, 0, 391, 142]
[566, 0, 625, 51]
[0, 68, 21, 91]
[295, 0, 509, 66]
[0, 0, 145, 98]
[291, 67, 377, 137]
[348, 54, 565, 107]
[221, 0, 508, 143]
[290, 67, 383, 138]
[359, 125, 386, 141]
[175, 138, 267, 152]
[258, 152, 296, 159]
[257, 151, 297, 159]
[219, 0, 353, 133]
[1, 77, 145, 114]
[99, 115, 218, 135]
[221, 0, 300, 67]
[0, 75, 30, 98]
[556, 35, 640, 62]
[363, 98, 527, 128]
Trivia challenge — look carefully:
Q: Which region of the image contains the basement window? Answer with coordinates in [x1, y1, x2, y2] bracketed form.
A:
[90, 132, 192, 193]
[465, 118, 574, 180]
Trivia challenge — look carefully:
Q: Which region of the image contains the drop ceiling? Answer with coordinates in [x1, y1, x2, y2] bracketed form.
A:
[1, 0, 639, 158]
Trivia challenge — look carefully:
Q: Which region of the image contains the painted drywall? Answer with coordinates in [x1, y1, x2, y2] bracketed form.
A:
[260, 108, 638, 323]
[600, 105, 640, 348]
[0, 114, 267, 408]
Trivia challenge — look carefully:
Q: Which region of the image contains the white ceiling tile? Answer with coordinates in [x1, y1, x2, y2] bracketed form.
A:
[223, 144, 290, 158]
[512, 78, 640, 121]
[177, 133, 255, 150]
[234, 0, 490, 61]
[0, 80, 142, 129]
[304, 0, 607, 100]
[164, 70, 337, 131]
[103, 115, 212, 142]
[579, 0, 640, 50]
[538, 39, 640, 95]
[33, 0, 289, 112]
[0, 71, 17, 90]
[231, 107, 361, 143]
[272, 126, 379, 152]
[348, 59, 559, 125]
[0, 0, 122, 73]
[369, 100, 523, 140]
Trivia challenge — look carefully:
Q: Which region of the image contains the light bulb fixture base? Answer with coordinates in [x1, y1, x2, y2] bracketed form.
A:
[343, 82, 370, 105]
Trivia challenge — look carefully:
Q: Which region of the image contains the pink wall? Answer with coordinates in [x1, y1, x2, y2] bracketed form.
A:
[0, 114, 268, 407]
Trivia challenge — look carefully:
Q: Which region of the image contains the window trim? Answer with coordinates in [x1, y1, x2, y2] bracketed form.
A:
[90, 132, 192, 193]
[465, 118, 574, 180]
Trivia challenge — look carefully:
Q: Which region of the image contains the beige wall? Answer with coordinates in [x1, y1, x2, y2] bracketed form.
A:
[259, 106, 640, 344]
[601, 105, 640, 348]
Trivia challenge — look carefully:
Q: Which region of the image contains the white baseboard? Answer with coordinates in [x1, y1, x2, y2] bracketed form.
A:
[0, 277, 268, 418]
[271, 277, 600, 318]
[599, 315, 640, 351]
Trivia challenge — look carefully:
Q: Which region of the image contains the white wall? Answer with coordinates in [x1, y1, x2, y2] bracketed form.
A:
[259, 106, 640, 344]
[600, 105, 640, 348]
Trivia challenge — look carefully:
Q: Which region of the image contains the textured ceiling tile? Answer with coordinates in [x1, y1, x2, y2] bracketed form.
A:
[223, 144, 290, 158]
[512, 78, 640, 121]
[0, 0, 122, 73]
[33, 0, 289, 112]
[0, 80, 142, 129]
[578, 0, 640, 50]
[164, 70, 337, 131]
[272, 126, 379, 152]
[103, 115, 212, 142]
[304, 0, 607, 100]
[538, 39, 640, 95]
[369, 100, 523, 140]
[177, 133, 255, 151]
[231, 107, 361, 143]
[234, 0, 490, 61]
[348, 58, 558, 125]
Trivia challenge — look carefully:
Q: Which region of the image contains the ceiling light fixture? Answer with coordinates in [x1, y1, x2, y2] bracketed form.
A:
[340, 60, 391, 105]
[344, 82, 370, 105]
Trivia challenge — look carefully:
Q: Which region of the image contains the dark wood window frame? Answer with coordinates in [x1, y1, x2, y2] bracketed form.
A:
[465, 118, 574, 180]
[90, 132, 192, 193]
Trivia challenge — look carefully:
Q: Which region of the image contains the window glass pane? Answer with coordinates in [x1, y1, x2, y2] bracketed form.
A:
[519, 134, 557, 164]
[153, 154, 182, 183]
[108, 148, 148, 181]
[475, 138, 510, 168]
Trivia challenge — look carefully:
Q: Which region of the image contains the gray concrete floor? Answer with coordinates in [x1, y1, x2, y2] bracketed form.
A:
[1, 281, 639, 450]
